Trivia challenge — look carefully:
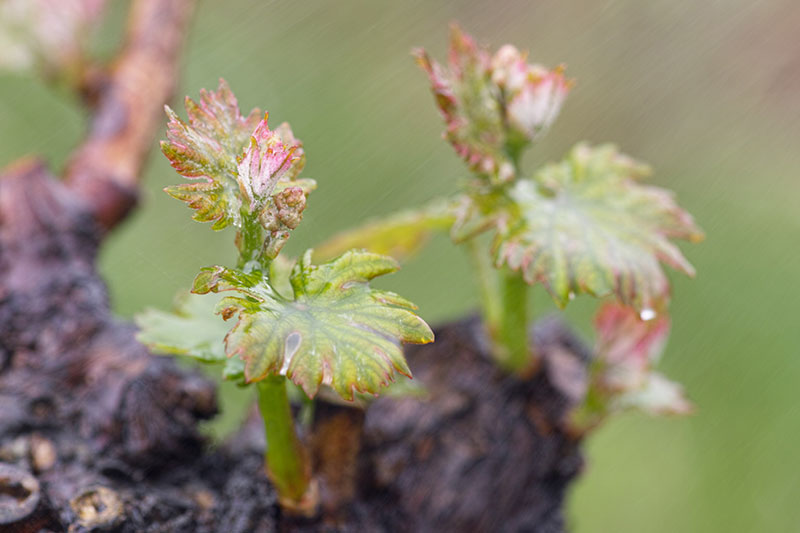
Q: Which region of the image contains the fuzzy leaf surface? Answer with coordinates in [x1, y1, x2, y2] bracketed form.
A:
[193, 250, 434, 400]
[237, 118, 312, 258]
[495, 143, 704, 309]
[415, 25, 569, 183]
[415, 25, 507, 180]
[135, 292, 245, 384]
[161, 79, 262, 229]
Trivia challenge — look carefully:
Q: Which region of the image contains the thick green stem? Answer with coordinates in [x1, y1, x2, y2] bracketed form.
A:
[493, 268, 532, 371]
[256, 377, 314, 510]
[467, 239, 533, 372]
[481, 145, 533, 371]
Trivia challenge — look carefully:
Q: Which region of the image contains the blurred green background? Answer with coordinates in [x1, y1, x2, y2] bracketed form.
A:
[1, 0, 799, 531]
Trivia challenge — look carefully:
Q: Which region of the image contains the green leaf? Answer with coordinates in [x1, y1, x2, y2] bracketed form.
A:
[135, 292, 246, 384]
[193, 250, 434, 400]
[495, 143, 704, 310]
[315, 374, 428, 409]
[161, 79, 262, 229]
[314, 199, 457, 262]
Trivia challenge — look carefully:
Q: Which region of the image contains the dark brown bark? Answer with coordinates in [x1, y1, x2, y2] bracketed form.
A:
[0, 160, 218, 532]
[0, 161, 588, 532]
[358, 316, 587, 532]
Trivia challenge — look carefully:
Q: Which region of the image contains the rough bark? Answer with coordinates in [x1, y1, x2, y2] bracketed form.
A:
[0, 161, 588, 532]
[359, 316, 588, 532]
[0, 160, 218, 532]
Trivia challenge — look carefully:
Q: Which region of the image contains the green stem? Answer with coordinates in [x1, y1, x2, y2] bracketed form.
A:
[493, 268, 532, 371]
[466, 238, 501, 332]
[235, 212, 265, 269]
[256, 377, 313, 509]
[489, 145, 533, 371]
[467, 239, 533, 372]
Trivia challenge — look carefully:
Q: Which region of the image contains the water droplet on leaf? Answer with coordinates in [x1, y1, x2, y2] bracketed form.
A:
[639, 308, 656, 321]
[280, 331, 302, 374]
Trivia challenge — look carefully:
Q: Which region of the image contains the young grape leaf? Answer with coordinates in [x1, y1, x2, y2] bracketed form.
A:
[495, 143, 704, 310]
[571, 303, 691, 432]
[192, 250, 434, 400]
[593, 301, 670, 389]
[490, 44, 570, 146]
[237, 118, 314, 258]
[314, 375, 428, 409]
[415, 25, 569, 183]
[135, 292, 246, 385]
[161, 79, 263, 229]
[418, 25, 508, 179]
[314, 199, 457, 262]
[237, 118, 306, 211]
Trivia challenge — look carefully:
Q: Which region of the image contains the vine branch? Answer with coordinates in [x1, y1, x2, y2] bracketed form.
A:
[64, 0, 195, 231]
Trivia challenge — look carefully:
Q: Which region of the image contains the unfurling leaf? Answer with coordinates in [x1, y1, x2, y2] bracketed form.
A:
[414, 26, 505, 180]
[237, 118, 315, 257]
[593, 302, 670, 390]
[415, 24, 569, 183]
[495, 143, 704, 310]
[192, 250, 434, 400]
[314, 199, 457, 262]
[570, 303, 691, 432]
[490, 45, 570, 144]
[237, 118, 304, 210]
[161, 79, 262, 229]
[135, 292, 245, 384]
[162, 79, 315, 257]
